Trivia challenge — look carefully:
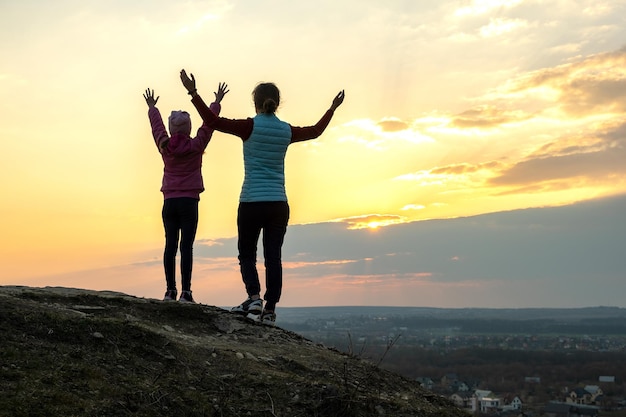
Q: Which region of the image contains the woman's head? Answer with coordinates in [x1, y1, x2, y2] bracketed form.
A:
[253, 83, 280, 114]
[168, 110, 192, 136]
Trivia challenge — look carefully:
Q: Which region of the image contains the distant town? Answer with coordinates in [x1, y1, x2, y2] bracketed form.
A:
[277, 306, 626, 416]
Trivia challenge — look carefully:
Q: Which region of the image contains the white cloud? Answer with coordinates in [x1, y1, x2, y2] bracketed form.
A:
[401, 204, 426, 211]
[454, 0, 523, 17]
[479, 17, 529, 37]
[177, 13, 221, 35]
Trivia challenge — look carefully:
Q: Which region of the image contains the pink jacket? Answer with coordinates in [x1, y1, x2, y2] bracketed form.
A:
[148, 103, 221, 199]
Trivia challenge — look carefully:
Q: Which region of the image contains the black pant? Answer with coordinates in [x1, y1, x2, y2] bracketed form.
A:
[162, 197, 199, 292]
[237, 201, 290, 309]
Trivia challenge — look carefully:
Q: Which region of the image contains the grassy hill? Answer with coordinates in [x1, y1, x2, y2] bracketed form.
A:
[0, 286, 467, 417]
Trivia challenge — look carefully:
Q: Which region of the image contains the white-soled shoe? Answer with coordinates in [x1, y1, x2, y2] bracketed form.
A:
[231, 297, 263, 316]
[260, 310, 276, 326]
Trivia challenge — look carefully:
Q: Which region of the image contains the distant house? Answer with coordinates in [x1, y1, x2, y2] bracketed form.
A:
[501, 394, 523, 411]
[449, 392, 472, 410]
[471, 389, 495, 412]
[584, 385, 604, 404]
[567, 386, 604, 405]
[480, 395, 501, 414]
[544, 401, 599, 417]
[525, 376, 541, 384]
[448, 379, 470, 392]
[416, 377, 434, 390]
[598, 376, 615, 383]
[568, 387, 592, 405]
[584, 385, 602, 397]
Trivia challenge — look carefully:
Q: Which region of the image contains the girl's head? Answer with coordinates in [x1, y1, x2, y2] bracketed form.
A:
[168, 110, 192, 136]
[253, 83, 280, 114]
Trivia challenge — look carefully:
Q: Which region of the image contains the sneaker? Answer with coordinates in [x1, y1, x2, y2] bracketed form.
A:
[261, 310, 276, 326]
[231, 297, 263, 315]
[163, 289, 177, 301]
[179, 291, 195, 303]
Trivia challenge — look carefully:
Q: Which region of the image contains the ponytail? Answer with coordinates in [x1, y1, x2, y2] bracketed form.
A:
[253, 83, 280, 114]
[262, 98, 278, 114]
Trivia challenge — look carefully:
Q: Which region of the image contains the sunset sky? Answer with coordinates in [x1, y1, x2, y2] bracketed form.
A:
[1, 0, 626, 309]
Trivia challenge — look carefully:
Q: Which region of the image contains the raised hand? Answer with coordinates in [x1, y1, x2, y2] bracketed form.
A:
[331, 90, 345, 111]
[180, 69, 196, 94]
[143, 88, 159, 107]
[214, 82, 229, 103]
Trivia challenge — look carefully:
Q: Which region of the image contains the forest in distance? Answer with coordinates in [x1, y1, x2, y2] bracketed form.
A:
[277, 305, 626, 335]
[277, 305, 626, 355]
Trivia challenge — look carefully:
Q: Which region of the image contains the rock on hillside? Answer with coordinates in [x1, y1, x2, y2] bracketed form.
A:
[0, 286, 467, 417]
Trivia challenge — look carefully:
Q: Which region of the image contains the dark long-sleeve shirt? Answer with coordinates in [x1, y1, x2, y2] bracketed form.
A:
[190, 95, 335, 143]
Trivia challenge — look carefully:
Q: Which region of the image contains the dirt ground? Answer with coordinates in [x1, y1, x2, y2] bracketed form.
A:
[0, 286, 468, 417]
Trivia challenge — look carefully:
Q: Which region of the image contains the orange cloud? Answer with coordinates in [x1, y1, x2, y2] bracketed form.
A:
[377, 119, 410, 132]
[284, 259, 358, 270]
[431, 161, 503, 175]
[500, 48, 626, 116]
[450, 105, 533, 128]
[332, 214, 408, 230]
[490, 150, 626, 188]
[196, 239, 225, 247]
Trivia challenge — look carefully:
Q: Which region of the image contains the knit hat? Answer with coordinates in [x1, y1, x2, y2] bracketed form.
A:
[168, 110, 192, 135]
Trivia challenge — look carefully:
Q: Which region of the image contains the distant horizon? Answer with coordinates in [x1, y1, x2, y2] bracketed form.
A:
[7, 194, 626, 310]
[6, 284, 626, 315]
